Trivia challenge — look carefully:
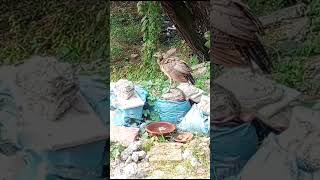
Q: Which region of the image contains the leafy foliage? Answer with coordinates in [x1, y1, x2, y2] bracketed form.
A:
[137, 1, 162, 69]
[244, 0, 297, 15]
[0, 0, 108, 68]
[110, 141, 126, 160]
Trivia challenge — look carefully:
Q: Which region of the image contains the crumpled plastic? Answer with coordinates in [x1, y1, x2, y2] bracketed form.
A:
[177, 104, 209, 135]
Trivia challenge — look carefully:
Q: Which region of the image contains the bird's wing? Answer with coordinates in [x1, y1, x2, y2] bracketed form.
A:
[211, 0, 272, 73]
[169, 58, 192, 74]
[211, 0, 263, 41]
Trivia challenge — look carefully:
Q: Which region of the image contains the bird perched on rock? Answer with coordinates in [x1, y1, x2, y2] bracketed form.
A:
[211, 0, 272, 74]
[154, 48, 195, 92]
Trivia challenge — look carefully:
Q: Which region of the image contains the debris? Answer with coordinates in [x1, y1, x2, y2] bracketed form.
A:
[190, 157, 201, 167]
[161, 88, 185, 101]
[110, 125, 139, 146]
[110, 83, 147, 126]
[198, 95, 210, 115]
[10, 56, 79, 122]
[182, 149, 193, 160]
[131, 153, 139, 163]
[177, 104, 209, 135]
[177, 83, 203, 103]
[130, 54, 139, 59]
[192, 63, 208, 78]
[148, 143, 183, 162]
[123, 162, 138, 178]
[113, 79, 135, 100]
[175, 165, 186, 174]
[211, 82, 241, 121]
[173, 132, 193, 143]
[259, 3, 308, 27]
[134, 151, 147, 161]
[120, 141, 142, 161]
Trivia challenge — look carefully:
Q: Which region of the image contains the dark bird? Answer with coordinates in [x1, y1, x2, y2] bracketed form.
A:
[211, 0, 272, 74]
[154, 48, 195, 92]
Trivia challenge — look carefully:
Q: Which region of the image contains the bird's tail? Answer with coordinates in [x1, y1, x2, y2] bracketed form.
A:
[187, 74, 196, 85]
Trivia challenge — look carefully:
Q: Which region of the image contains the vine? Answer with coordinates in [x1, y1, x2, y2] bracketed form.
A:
[137, 1, 162, 70]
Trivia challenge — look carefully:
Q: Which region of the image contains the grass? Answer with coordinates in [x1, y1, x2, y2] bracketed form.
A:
[244, 0, 297, 16]
[147, 136, 210, 179]
[110, 2, 209, 99]
[110, 141, 126, 160]
[0, 0, 108, 72]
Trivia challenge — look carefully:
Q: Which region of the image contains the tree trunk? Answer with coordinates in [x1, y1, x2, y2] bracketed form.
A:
[160, 1, 209, 62]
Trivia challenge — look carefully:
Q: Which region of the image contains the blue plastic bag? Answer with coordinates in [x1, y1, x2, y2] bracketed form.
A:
[154, 99, 191, 124]
[78, 75, 108, 126]
[211, 121, 259, 180]
[177, 104, 209, 135]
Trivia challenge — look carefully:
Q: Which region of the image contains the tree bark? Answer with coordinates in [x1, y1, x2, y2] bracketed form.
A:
[160, 1, 209, 62]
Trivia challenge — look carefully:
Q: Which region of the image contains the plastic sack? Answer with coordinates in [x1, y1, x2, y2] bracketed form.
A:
[154, 99, 191, 124]
[78, 75, 108, 125]
[177, 104, 209, 135]
[211, 121, 259, 180]
[237, 133, 302, 180]
[110, 84, 148, 127]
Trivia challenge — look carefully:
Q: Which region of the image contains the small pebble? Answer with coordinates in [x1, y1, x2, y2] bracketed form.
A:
[190, 157, 200, 167]
[175, 165, 186, 174]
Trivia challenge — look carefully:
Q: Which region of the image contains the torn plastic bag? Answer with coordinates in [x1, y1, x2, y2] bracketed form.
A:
[154, 99, 191, 124]
[177, 104, 209, 135]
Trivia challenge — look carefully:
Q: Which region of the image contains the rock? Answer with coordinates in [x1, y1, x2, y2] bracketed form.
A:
[177, 83, 204, 103]
[134, 151, 146, 160]
[125, 156, 133, 165]
[152, 170, 165, 178]
[12, 56, 79, 122]
[123, 162, 138, 178]
[198, 95, 210, 115]
[259, 3, 308, 27]
[190, 157, 200, 167]
[202, 137, 210, 143]
[114, 79, 135, 100]
[121, 142, 140, 161]
[130, 54, 139, 59]
[175, 165, 186, 174]
[196, 168, 206, 174]
[192, 63, 208, 78]
[110, 126, 139, 146]
[161, 88, 186, 101]
[182, 149, 193, 160]
[148, 143, 183, 162]
[131, 152, 139, 163]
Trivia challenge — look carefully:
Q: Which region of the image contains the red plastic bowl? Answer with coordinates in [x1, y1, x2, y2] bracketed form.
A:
[145, 122, 176, 136]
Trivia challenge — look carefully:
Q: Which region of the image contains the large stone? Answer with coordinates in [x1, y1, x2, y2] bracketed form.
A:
[259, 3, 308, 27]
[148, 143, 183, 162]
[110, 125, 139, 146]
[123, 162, 138, 178]
[192, 62, 208, 78]
[120, 141, 142, 161]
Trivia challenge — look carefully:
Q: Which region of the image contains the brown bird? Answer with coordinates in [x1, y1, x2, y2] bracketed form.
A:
[211, 0, 272, 74]
[154, 48, 195, 92]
